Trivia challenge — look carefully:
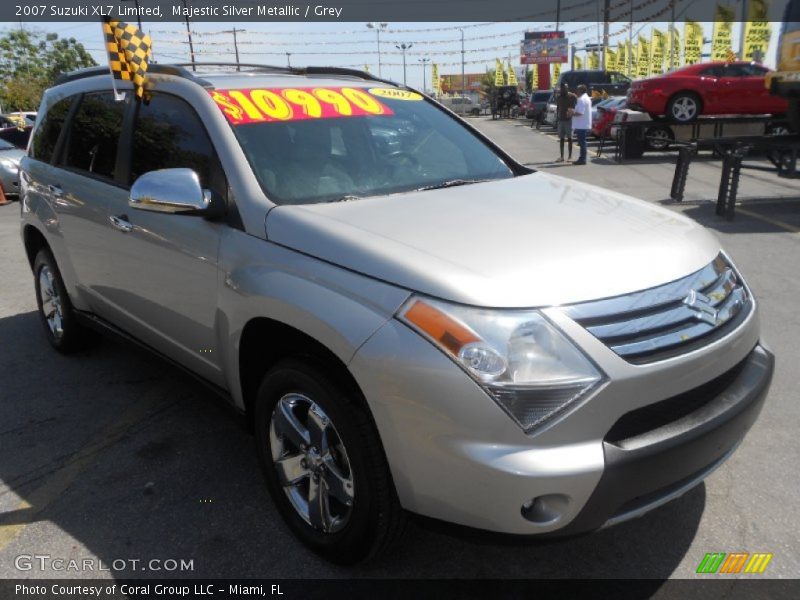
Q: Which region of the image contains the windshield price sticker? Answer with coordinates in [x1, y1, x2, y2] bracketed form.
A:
[369, 88, 423, 101]
[210, 87, 393, 125]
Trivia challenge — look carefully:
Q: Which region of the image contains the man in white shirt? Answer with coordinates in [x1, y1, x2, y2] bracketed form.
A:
[571, 85, 592, 165]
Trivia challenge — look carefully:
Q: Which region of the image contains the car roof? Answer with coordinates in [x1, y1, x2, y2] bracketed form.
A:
[54, 63, 403, 92]
[670, 61, 770, 74]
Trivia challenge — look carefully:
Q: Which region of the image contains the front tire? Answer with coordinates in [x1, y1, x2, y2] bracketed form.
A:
[645, 125, 674, 150]
[667, 92, 701, 123]
[33, 248, 94, 353]
[254, 358, 405, 564]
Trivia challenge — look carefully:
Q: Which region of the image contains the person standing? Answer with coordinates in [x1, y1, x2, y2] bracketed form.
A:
[554, 83, 577, 162]
[572, 84, 592, 165]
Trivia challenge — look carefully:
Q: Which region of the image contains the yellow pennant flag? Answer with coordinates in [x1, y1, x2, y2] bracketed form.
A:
[507, 60, 518, 86]
[650, 28, 665, 75]
[552, 62, 560, 84]
[532, 65, 539, 89]
[617, 43, 627, 75]
[684, 20, 703, 65]
[588, 51, 599, 70]
[431, 63, 439, 95]
[495, 58, 505, 86]
[102, 18, 152, 99]
[637, 35, 651, 78]
[743, 0, 772, 62]
[712, 4, 736, 61]
[574, 54, 583, 70]
[604, 47, 615, 72]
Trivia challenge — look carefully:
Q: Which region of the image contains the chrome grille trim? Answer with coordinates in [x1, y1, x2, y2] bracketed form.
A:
[563, 254, 752, 364]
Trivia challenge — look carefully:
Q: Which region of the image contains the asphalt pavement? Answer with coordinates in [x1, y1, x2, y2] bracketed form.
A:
[0, 117, 798, 579]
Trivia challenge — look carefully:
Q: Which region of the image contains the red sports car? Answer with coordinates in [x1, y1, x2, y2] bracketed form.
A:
[627, 61, 788, 122]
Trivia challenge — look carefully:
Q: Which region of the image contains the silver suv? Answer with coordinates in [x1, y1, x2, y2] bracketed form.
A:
[20, 64, 773, 563]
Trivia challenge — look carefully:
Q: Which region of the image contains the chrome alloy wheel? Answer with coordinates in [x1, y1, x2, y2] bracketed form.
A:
[671, 96, 698, 121]
[269, 393, 354, 533]
[38, 265, 64, 340]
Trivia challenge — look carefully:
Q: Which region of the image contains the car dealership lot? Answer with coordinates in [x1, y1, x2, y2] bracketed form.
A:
[0, 116, 798, 579]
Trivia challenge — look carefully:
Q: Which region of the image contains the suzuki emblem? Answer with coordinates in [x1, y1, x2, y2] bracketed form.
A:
[683, 290, 720, 326]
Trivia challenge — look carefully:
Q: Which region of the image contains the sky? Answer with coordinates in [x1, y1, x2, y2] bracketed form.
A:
[5, 20, 782, 92]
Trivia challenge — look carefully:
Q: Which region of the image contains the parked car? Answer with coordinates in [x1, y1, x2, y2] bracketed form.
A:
[628, 61, 788, 123]
[543, 94, 557, 126]
[592, 97, 627, 138]
[526, 90, 553, 120]
[766, 0, 800, 130]
[21, 64, 773, 564]
[556, 69, 632, 97]
[0, 137, 24, 197]
[610, 109, 675, 150]
[0, 114, 34, 128]
[6, 111, 37, 123]
[438, 95, 481, 116]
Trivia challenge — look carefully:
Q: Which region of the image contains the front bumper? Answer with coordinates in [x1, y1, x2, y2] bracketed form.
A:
[555, 343, 773, 535]
[350, 300, 769, 535]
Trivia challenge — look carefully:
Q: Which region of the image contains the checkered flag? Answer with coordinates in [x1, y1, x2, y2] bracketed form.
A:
[102, 18, 152, 99]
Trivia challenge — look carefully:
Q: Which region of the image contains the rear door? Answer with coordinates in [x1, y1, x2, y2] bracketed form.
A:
[39, 91, 130, 311]
[96, 92, 227, 384]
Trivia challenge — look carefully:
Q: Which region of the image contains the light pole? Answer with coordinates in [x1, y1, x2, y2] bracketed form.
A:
[459, 28, 465, 96]
[366, 22, 388, 77]
[396, 42, 413, 85]
[286, 52, 292, 67]
[418, 57, 430, 93]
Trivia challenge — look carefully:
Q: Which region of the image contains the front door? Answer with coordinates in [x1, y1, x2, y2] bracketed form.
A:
[98, 92, 228, 385]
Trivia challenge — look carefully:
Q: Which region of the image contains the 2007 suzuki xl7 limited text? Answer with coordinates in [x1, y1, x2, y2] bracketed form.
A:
[19, 64, 773, 563]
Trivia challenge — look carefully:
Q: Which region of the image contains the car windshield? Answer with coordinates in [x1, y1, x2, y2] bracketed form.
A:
[225, 87, 514, 205]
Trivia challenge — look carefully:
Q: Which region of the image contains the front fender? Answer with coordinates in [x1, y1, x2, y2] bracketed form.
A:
[217, 227, 411, 410]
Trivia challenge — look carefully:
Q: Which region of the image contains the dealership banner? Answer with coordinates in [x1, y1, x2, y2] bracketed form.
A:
[650, 28, 665, 75]
[711, 4, 736, 61]
[743, 0, 772, 62]
[431, 63, 440, 95]
[552, 62, 560, 84]
[637, 34, 650, 78]
[684, 20, 704, 64]
[495, 58, 505, 85]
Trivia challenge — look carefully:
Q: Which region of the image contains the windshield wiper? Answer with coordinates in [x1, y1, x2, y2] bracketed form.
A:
[326, 195, 362, 203]
[412, 179, 488, 192]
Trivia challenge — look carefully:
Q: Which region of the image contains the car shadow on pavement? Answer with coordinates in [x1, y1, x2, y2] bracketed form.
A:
[0, 310, 702, 581]
[666, 198, 800, 235]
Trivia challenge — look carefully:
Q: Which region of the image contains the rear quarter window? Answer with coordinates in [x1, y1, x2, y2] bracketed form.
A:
[31, 97, 74, 163]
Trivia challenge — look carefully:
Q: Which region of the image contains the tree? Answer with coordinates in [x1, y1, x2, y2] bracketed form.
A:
[0, 28, 96, 111]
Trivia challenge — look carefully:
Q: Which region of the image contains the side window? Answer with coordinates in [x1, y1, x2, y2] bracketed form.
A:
[63, 92, 126, 180]
[31, 97, 74, 162]
[700, 66, 725, 77]
[130, 93, 224, 195]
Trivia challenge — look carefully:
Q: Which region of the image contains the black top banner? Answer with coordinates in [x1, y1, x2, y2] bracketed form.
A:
[3, 0, 792, 22]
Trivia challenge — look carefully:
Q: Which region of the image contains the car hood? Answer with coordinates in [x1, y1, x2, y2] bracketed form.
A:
[265, 172, 720, 308]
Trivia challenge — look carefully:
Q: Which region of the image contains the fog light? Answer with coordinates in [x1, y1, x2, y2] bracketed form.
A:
[521, 494, 570, 525]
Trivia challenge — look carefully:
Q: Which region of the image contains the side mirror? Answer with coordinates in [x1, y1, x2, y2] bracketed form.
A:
[129, 168, 223, 217]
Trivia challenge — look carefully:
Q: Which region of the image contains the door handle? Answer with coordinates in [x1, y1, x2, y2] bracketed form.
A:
[48, 184, 63, 196]
[109, 214, 133, 233]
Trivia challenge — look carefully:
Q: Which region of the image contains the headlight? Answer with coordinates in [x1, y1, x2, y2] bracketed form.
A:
[399, 296, 605, 433]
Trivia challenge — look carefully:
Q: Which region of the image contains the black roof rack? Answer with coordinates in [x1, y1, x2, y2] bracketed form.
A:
[55, 62, 399, 89]
[167, 62, 399, 87]
[54, 64, 205, 86]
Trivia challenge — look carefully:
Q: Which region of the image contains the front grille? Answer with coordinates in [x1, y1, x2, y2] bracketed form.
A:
[562, 254, 752, 364]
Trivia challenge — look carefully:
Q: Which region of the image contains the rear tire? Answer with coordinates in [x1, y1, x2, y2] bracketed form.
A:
[667, 92, 702, 123]
[787, 98, 800, 133]
[33, 248, 95, 353]
[254, 358, 405, 564]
